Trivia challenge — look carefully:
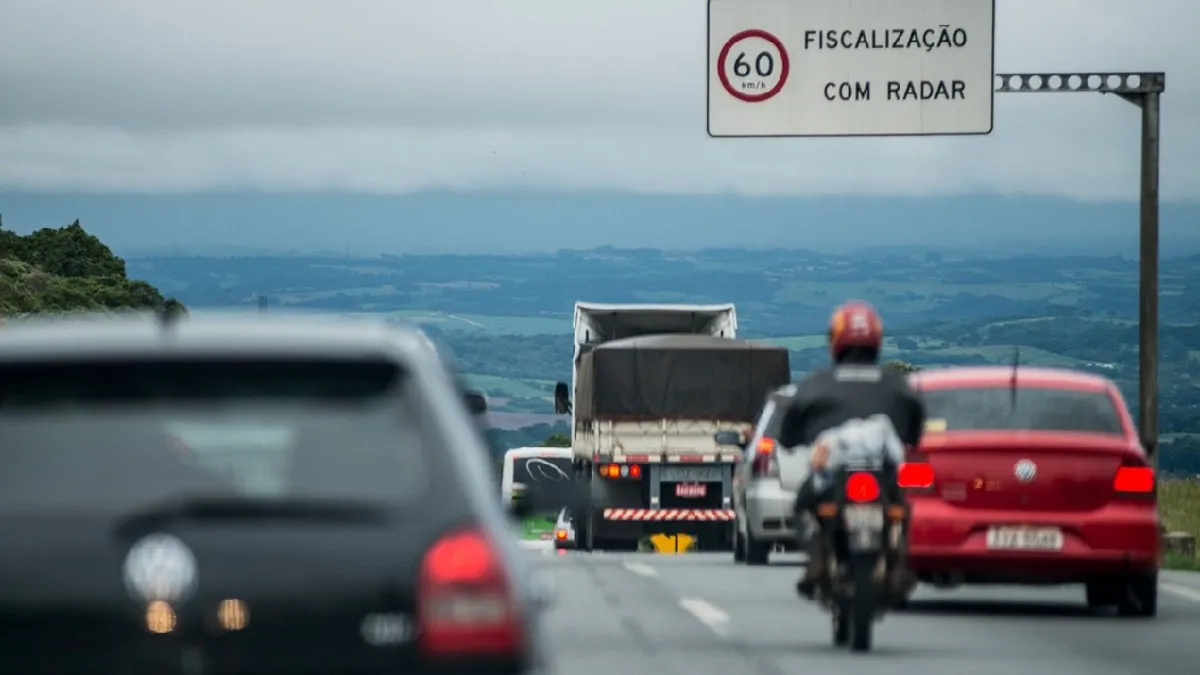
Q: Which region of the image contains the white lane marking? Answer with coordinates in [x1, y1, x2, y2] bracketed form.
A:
[680, 598, 729, 637]
[1162, 582, 1200, 602]
[622, 562, 658, 578]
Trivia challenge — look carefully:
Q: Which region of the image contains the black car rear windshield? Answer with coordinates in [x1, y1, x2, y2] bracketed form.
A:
[920, 386, 1124, 435]
[0, 358, 431, 512]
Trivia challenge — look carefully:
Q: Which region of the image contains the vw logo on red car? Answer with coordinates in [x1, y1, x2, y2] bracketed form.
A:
[1013, 459, 1037, 483]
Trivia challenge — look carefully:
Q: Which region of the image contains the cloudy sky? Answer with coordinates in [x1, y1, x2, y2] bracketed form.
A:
[0, 0, 1196, 200]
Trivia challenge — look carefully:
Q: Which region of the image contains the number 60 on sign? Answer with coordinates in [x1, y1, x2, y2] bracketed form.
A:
[717, 29, 790, 103]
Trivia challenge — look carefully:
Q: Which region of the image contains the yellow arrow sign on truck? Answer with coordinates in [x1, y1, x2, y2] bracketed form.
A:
[649, 533, 696, 554]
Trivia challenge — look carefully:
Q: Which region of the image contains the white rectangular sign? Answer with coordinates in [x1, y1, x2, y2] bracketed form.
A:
[707, 0, 995, 137]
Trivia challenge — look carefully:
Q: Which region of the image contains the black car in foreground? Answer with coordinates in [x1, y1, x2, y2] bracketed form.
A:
[0, 311, 549, 675]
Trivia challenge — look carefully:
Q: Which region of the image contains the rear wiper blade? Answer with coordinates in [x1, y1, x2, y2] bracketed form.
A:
[113, 495, 391, 538]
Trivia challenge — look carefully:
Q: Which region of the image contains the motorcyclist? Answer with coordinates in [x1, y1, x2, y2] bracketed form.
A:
[775, 300, 925, 600]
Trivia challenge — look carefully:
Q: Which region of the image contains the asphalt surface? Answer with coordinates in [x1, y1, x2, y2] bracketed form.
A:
[518, 542, 1200, 675]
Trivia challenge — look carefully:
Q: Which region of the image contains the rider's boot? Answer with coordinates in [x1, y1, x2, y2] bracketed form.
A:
[796, 534, 826, 599]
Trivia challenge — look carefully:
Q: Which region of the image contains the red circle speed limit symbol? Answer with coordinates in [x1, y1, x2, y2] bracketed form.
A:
[717, 29, 790, 103]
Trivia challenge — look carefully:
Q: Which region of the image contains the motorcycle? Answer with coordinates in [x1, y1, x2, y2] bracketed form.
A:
[811, 458, 907, 652]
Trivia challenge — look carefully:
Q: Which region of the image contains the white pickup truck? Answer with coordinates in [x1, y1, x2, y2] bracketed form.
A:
[552, 302, 791, 552]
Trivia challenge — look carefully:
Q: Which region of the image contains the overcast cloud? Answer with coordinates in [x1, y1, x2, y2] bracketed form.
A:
[0, 0, 1196, 199]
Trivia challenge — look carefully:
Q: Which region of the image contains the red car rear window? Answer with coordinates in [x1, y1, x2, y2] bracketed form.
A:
[920, 386, 1123, 435]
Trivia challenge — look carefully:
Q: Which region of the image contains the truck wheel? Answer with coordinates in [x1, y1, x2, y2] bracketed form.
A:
[733, 528, 746, 563]
[578, 510, 594, 552]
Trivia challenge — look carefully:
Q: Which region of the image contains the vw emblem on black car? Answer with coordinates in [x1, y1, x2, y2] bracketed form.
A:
[1013, 459, 1037, 483]
[360, 613, 412, 646]
[123, 533, 199, 603]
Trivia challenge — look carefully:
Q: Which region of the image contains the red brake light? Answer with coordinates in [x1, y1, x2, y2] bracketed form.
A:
[898, 462, 935, 489]
[845, 472, 880, 502]
[1114, 466, 1154, 494]
[751, 437, 778, 477]
[555, 529, 568, 540]
[629, 464, 642, 479]
[417, 528, 522, 657]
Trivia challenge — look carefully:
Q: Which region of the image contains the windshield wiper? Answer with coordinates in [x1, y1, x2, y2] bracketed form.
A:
[113, 494, 391, 538]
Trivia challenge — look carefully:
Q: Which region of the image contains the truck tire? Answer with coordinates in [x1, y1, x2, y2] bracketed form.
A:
[580, 509, 595, 552]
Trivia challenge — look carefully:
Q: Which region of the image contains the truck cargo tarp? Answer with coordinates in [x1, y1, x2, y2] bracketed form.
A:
[575, 335, 790, 422]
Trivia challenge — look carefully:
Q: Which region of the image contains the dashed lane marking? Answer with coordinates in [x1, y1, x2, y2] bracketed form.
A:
[680, 598, 730, 637]
[1162, 582, 1200, 603]
[622, 562, 658, 577]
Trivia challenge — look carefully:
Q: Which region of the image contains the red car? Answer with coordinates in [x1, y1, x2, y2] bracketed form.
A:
[900, 366, 1159, 616]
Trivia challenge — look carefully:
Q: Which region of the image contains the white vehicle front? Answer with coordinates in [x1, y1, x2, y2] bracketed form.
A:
[501, 446, 574, 505]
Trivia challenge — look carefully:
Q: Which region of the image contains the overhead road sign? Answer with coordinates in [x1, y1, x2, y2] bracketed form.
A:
[707, 0, 995, 137]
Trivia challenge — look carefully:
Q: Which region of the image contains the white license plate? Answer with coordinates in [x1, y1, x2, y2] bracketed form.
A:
[662, 467, 723, 482]
[986, 527, 1063, 551]
[675, 483, 707, 498]
[842, 504, 884, 531]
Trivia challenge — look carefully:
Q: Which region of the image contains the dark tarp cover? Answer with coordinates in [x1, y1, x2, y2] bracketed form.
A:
[575, 335, 790, 422]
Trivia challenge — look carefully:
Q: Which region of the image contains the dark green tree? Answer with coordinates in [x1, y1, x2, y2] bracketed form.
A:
[543, 433, 571, 447]
[884, 359, 920, 374]
[0, 218, 184, 316]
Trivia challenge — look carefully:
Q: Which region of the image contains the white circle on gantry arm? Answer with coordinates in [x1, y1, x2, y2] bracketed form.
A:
[717, 29, 790, 103]
[123, 533, 199, 603]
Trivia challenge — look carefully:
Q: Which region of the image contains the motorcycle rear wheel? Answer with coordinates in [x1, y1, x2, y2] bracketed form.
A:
[832, 599, 850, 646]
[848, 557, 877, 652]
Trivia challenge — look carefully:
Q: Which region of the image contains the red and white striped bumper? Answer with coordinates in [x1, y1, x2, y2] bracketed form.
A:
[603, 509, 735, 521]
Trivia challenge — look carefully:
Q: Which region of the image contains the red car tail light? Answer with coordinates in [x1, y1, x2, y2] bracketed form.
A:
[751, 437, 779, 478]
[845, 472, 881, 503]
[417, 527, 522, 658]
[1114, 466, 1155, 495]
[628, 464, 642, 479]
[898, 462, 935, 490]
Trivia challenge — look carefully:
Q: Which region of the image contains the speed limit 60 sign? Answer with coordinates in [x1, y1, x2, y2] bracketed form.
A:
[717, 29, 790, 103]
[707, 0, 996, 138]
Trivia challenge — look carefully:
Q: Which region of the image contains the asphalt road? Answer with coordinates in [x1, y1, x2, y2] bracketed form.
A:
[519, 544, 1200, 675]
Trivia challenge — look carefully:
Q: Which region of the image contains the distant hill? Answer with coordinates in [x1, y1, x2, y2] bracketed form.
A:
[2, 191, 1199, 257]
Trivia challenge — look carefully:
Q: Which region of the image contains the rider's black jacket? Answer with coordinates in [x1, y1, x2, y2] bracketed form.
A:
[777, 357, 926, 452]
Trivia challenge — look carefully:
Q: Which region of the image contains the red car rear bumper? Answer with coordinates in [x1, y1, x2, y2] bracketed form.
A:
[906, 499, 1159, 581]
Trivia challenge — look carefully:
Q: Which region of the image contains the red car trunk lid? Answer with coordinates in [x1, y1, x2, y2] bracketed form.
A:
[920, 431, 1136, 512]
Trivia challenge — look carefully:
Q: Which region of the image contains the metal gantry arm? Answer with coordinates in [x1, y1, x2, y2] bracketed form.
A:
[995, 72, 1166, 465]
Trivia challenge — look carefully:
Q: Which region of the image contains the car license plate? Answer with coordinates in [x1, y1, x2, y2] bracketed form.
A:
[986, 526, 1063, 551]
[675, 482, 707, 498]
[661, 466, 723, 483]
[842, 504, 884, 531]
